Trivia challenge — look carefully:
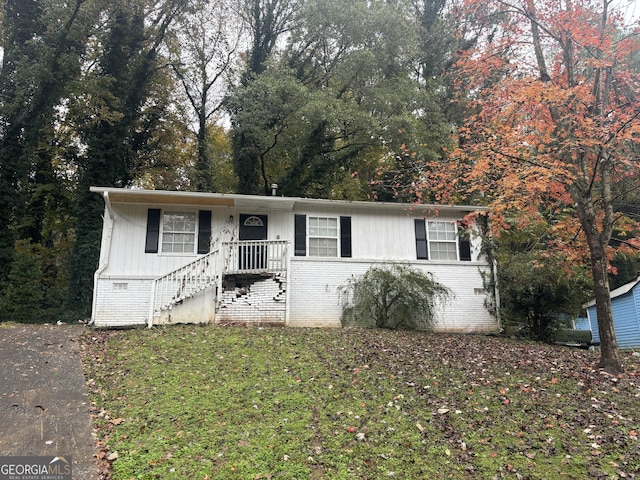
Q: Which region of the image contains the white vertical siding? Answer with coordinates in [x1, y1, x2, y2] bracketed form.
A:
[351, 208, 415, 260]
[100, 201, 483, 279]
[102, 203, 294, 278]
[104, 204, 203, 278]
[293, 206, 483, 262]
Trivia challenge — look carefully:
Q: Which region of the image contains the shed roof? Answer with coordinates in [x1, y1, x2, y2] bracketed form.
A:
[90, 186, 489, 215]
[583, 275, 640, 308]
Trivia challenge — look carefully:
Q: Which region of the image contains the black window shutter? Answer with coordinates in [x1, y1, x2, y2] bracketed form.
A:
[459, 234, 472, 261]
[415, 219, 428, 260]
[340, 216, 352, 258]
[145, 208, 161, 253]
[198, 210, 212, 254]
[294, 214, 306, 256]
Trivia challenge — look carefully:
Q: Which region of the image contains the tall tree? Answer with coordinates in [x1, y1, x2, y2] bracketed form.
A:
[238, 0, 299, 80]
[68, 0, 188, 317]
[288, 0, 454, 199]
[169, 0, 242, 192]
[437, 0, 640, 373]
[228, 0, 455, 199]
[0, 0, 96, 322]
[229, 0, 299, 194]
[420, 0, 485, 128]
[227, 66, 309, 194]
[0, 0, 90, 286]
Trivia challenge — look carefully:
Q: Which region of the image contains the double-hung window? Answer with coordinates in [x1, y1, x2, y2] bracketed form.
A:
[415, 219, 471, 261]
[145, 209, 212, 255]
[294, 215, 352, 258]
[427, 221, 458, 260]
[309, 217, 339, 257]
[161, 211, 197, 253]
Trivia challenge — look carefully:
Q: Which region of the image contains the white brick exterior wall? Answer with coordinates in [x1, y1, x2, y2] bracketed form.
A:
[93, 278, 152, 327]
[216, 276, 287, 325]
[288, 258, 498, 332]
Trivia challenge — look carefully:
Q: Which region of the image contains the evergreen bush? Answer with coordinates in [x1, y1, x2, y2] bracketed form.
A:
[1, 240, 45, 323]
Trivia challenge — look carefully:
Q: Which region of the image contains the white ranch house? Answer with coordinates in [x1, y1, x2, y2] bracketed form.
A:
[90, 187, 499, 332]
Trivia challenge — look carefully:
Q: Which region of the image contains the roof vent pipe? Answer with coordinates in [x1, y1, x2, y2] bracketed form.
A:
[271, 183, 278, 196]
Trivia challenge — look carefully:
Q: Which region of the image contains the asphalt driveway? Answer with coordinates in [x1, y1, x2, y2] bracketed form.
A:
[0, 323, 100, 479]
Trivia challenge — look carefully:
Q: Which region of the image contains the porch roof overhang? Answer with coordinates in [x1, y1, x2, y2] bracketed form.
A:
[89, 186, 489, 215]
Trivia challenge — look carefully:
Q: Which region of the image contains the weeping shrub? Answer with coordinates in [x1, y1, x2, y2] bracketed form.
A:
[340, 263, 451, 331]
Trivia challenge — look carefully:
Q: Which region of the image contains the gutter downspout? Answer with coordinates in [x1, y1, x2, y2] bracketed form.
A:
[492, 257, 501, 331]
[91, 192, 115, 325]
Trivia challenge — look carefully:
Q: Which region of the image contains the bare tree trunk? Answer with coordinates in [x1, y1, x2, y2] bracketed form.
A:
[194, 105, 213, 192]
[590, 254, 622, 374]
[576, 199, 623, 374]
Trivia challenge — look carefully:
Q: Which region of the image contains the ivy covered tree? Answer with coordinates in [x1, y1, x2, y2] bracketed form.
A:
[0, 240, 45, 323]
[238, 0, 299, 81]
[228, 0, 456, 199]
[227, 66, 310, 195]
[229, 0, 300, 194]
[0, 0, 94, 320]
[68, 0, 189, 317]
[0, 0, 87, 249]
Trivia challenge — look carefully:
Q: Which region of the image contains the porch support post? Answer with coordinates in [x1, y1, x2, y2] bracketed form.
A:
[284, 242, 291, 326]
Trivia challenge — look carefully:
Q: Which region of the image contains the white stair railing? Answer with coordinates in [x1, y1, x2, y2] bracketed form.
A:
[222, 240, 289, 274]
[148, 249, 219, 326]
[148, 241, 291, 327]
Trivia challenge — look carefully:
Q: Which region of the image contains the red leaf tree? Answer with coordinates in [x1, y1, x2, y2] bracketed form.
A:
[442, 0, 640, 373]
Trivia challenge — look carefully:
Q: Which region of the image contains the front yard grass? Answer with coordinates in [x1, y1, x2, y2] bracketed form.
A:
[81, 326, 640, 479]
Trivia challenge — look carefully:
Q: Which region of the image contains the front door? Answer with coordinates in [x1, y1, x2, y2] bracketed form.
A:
[239, 214, 268, 270]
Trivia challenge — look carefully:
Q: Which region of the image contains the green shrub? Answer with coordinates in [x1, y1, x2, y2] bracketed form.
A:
[498, 253, 592, 343]
[340, 263, 451, 330]
[0, 240, 45, 323]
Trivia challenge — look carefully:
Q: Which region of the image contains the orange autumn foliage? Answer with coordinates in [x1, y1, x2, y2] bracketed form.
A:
[442, 0, 640, 253]
[429, 0, 640, 373]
